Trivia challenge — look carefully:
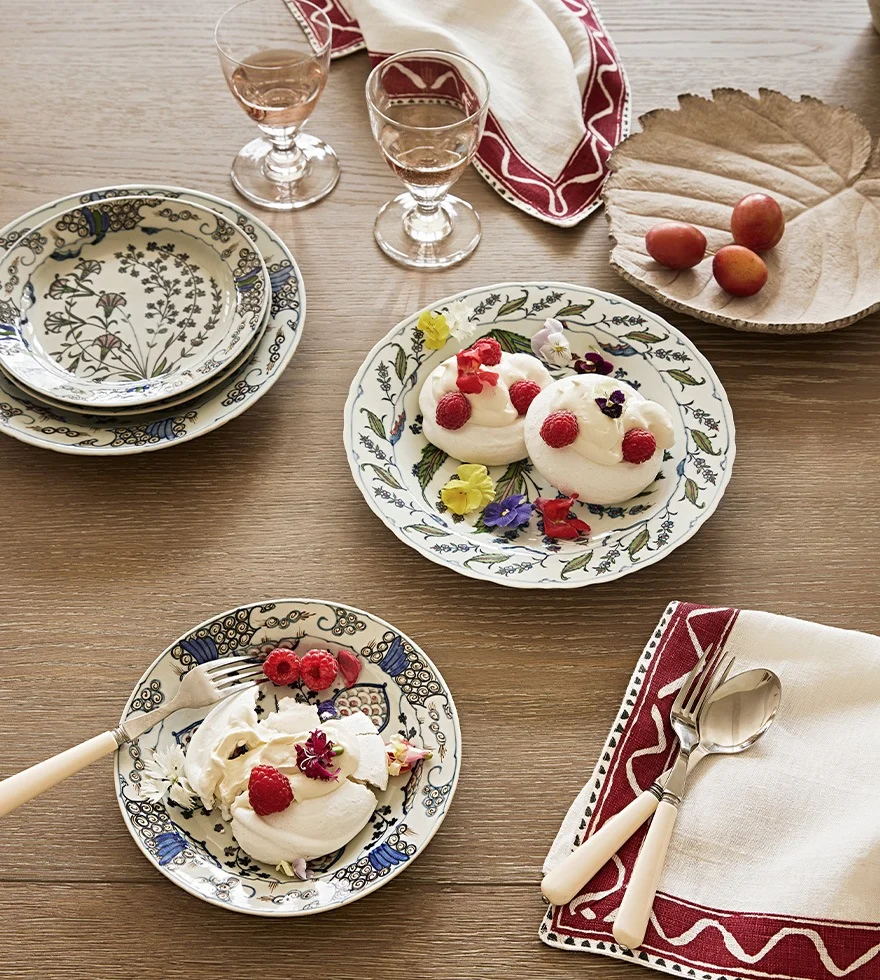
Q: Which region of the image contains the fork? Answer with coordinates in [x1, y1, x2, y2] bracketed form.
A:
[611, 646, 735, 950]
[0, 656, 266, 818]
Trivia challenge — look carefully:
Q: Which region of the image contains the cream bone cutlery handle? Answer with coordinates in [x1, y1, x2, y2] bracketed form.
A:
[541, 787, 660, 906]
[0, 730, 122, 818]
[612, 798, 680, 949]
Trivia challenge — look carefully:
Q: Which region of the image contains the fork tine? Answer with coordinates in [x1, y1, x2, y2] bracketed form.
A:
[206, 657, 263, 678]
[672, 642, 722, 714]
[215, 669, 268, 691]
[690, 652, 736, 718]
[216, 678, 270, 697]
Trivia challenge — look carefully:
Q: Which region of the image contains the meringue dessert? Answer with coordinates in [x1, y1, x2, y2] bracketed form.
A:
[419, 339, 553, 466]
[524, 374, 675, 505]
[183, 688, 388, 866]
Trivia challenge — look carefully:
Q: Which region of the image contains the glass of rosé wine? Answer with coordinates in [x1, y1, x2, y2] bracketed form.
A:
[214, 0, 338, 210]
[366, 49, 490, 269]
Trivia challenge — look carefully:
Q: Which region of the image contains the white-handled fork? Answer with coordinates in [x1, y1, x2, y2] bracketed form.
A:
[0, 656, 267, 818]
[611, 646, 735, 949]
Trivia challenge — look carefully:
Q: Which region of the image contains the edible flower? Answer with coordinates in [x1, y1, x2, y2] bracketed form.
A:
[317, 699, 338, 720]
[482, 493, 533, 529]
[530, 318, 572, 367]
[595, 389, 626, 419]
[296, 729, 341, 782]
[455, 348, 499, 394]
[140, 744, 195, 808]
[276, 858, 310, 880]
[445, 300, 478, 343]
[386, 734, 433, 777]
[440, 463, 496, 516]
[535, 495, 591, 541]
[574, 351, 614, 375]
[417, 309, 450, 350]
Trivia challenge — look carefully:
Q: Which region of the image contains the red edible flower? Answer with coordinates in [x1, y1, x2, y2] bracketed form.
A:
[535, 495, 591, 541]
[296, 729, 340, 781]
[456, 348, 499, 395]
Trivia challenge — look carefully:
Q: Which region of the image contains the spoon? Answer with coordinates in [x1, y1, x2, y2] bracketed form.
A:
[541, 667, 781, 906]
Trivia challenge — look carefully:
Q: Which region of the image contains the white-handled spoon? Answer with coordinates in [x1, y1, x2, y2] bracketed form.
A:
[541, 668, 781, 907]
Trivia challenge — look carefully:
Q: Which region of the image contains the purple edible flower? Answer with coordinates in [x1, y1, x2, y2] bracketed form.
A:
[595, 389, 626, 419]
[482, 494, 533, 529]
[317, 699, 338, 720]
[574, 351, 613, 375]
[296, 730, 340, 781]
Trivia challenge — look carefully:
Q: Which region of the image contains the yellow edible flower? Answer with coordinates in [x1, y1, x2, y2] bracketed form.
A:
[440, 463, 495, 516]
[417, 309, 450, 350]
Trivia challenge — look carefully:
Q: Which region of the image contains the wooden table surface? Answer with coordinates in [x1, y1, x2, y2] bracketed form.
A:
[1, 1, 879, 977]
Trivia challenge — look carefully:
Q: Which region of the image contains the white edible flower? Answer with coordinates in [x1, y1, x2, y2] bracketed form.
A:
[139, 743, 195, 806]
[446, 300, 478, 343]
[531, 318, 571, 367]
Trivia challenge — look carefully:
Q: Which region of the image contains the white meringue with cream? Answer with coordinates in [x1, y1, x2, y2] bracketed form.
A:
[524, 374, 676, 505]
[419, 350, 552, 465]
[183, 689, 389, 866]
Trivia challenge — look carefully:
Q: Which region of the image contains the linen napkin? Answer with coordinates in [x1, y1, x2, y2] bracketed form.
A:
[542, 601, 880, 980]
[316, 0, 629, 226]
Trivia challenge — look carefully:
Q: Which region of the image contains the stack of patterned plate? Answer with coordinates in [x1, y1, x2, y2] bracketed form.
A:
[0, 186, 305, 455]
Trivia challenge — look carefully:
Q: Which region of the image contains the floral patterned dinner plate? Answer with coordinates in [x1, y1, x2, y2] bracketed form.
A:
[0, 185, 304, 455]
[344, 282, 735, 589]
[114, 598, 461, 916]
[0, 196, 269, 409]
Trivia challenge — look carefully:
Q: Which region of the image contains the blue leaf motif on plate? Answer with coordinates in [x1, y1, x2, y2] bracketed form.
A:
[144, 418, 178, 441]
[389, 411, 406, 446]
[180, 635, 220, 664]
[378, 635, 408, 676]
[155, 831, 188, 865]
[367, 841, 409, 872]
[599, 341, 640, 357]
[269, 264, 294, 292]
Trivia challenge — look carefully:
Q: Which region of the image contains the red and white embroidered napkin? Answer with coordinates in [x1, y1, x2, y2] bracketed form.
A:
[318, 0, 629, 226]
[541, 601, 880, 980]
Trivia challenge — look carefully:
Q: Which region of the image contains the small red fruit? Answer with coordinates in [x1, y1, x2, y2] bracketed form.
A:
[435, 391, 471, 430]
[471, 337, 502, 366]
[248, 764, 294, 815]
[300, 649, 339, 692]
[730, 193, 784, 251]
[336, 649, 362, 687]
[621, 428, 657, 464]
[262, 648, 301, 687]
[509, 379, 541, 416]
[645, 222, 707, 270]
[540, 411, 579, 449]
[712, 245, 768, 297]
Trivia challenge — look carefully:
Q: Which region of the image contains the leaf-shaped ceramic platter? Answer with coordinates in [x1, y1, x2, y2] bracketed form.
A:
[344, 282, 735, 589]
[115, 598, 460, 916]
[603, 88, 880, 333]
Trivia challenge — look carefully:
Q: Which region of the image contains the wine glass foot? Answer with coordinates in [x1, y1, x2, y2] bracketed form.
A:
[230, 134, 339, 211]
[373, 193, 481, 269]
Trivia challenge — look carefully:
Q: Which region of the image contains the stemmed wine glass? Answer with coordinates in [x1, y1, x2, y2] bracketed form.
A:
[214, 0, 339, 210]
[366, 49, 490, 269]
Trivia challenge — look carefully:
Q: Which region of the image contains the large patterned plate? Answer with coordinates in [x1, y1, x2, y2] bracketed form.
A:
[344, 282, 735, 589]
[115, 599, 460, 916]
[0, 185, 304, 455]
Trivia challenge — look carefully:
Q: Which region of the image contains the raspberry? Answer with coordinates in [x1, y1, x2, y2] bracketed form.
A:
[300, 649, 339, 692]
[471, 337, 502, 366]
[622, 428, 657, 464]
[262, 648, 301, 686]
[540, 411, 579, 449]
[509, 380, 541, 416]
[336, 649, 362, 687]
[248, 764, 294, 815]
[435, 391, 471, 430]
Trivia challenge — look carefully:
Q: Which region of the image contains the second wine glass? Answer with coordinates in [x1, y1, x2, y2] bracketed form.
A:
[215, 0, 339, 210]
[366, 49, 490, 269]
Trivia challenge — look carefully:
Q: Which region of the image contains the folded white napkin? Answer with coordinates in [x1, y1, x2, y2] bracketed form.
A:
[326, 0, 629, 225]
[542, 601, 880, 980]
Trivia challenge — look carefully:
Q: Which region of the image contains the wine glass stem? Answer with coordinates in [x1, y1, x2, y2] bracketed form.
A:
[263, 128, 308, 183]
[403, 187, 453, 244]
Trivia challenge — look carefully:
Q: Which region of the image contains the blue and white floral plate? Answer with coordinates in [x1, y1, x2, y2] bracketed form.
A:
[0, 196, 269, 409]
[0, 186, 304, 454]
[344, 282, 735, 589]
[115, 598, 460, 916]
